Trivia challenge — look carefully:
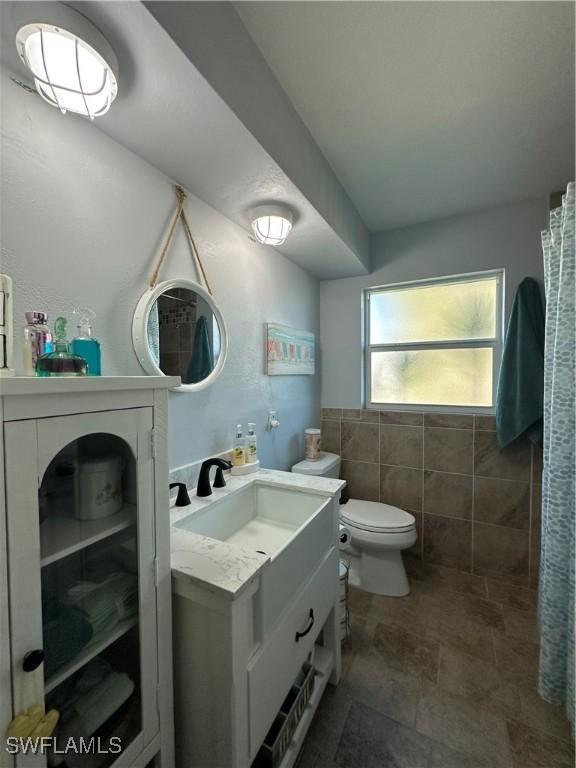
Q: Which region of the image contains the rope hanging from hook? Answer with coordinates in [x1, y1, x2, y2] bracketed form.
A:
[149, 184, 213, 295]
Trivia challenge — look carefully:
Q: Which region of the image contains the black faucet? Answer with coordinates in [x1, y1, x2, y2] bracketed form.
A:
[169, 482, 191, 506]
[196, 458, 233, 497]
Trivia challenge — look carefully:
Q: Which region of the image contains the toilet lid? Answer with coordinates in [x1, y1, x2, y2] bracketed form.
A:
[340, 499, 415, 533]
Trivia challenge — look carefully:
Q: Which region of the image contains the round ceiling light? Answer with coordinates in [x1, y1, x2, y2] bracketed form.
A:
[16, 20, 118, 119]
[251, 205, 293, 246]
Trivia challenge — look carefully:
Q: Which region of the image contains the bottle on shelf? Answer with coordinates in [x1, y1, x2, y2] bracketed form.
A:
[245, 423, 258, 464]
[23, 312, 53, 376]
[36, 317, 88, 377]
[232, 425, 245, 467]
[72, 307, 101, 376]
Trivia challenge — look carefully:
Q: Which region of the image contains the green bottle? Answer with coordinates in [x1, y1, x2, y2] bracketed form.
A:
[36, 317, 88, 377]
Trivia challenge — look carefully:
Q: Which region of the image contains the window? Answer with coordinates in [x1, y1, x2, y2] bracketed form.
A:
[365, 271, 504, 410]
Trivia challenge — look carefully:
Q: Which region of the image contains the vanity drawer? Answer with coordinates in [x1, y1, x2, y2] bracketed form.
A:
[259, 494, 336, 637]
[247, 547, 338, 759]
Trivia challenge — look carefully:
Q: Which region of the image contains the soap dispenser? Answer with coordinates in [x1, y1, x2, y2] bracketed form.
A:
[232, 425, 245, 467]
[245, 423, 258, 464]
[72, 307, 101, 375]
[36, 317, 87, 377]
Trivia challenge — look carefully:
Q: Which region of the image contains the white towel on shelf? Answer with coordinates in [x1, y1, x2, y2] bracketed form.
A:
[65, 571, 138, 635]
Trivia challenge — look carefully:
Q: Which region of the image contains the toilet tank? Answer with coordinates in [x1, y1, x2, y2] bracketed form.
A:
[291, 451, 341, 478]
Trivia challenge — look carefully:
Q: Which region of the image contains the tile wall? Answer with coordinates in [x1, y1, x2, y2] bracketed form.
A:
[321, 408, 542, 588]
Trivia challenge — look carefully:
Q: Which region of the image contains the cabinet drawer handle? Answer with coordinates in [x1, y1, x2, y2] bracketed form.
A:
[295, 609, 315, 642]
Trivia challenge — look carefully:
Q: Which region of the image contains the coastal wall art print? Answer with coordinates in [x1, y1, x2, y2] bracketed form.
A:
[266, 323, 315, 375]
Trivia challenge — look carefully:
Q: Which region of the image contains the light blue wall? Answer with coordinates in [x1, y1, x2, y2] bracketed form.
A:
[1, 70, 320, 471]
[320, 199, 548, 407]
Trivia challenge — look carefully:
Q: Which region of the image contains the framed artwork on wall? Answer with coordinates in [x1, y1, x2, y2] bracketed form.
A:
[266, 323, 315, 375]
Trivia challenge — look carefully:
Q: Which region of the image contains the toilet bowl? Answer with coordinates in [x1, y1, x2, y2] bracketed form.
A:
[291, 451, 416, 597]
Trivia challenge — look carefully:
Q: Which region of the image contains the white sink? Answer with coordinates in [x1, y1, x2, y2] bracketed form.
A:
[175, 482, 336, 633]
[175, 482, 327, 559]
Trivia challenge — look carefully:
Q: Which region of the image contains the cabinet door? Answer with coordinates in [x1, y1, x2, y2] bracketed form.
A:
[6, 408, 158, 767]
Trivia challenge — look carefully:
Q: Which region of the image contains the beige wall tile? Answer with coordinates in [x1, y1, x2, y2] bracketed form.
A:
[473, 523, 529, 580]
[322, 407, 342, 419]
[424, 414, 473, 429]
[423, 514, 472, 571]
[360, 409, 380, 423]
[424, 428, 473, 474]
[380, 465, 423, 511]
[380, 424, 423, 468]
[341, 420, 379, 462]
[424, 471, 472, 519]
[341, 459, 380, 502]
[330, 404, 537, 591]
[474, 477, 530, 529]
[321, 419, 341, 454]
[474, 431, 531, 481]
[379, 411, 424, 426]
[474, 415, 496, 431]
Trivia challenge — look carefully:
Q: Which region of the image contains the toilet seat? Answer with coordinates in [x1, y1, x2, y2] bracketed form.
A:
[340, 499, 415, 534]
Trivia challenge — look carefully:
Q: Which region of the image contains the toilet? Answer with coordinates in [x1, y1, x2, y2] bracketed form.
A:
[291, 451, 417, 597]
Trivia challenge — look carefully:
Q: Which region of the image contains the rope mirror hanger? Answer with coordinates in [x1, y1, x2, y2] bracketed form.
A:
[149, 184, 213, 295]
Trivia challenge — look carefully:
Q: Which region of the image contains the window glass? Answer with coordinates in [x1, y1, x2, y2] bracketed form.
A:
[369, 277, 498, 344]
[370, 348, 493, 407]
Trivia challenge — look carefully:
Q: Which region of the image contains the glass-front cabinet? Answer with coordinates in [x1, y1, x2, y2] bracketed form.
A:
[5, 407, 159, 768]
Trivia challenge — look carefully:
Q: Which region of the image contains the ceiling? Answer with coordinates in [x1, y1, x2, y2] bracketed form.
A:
[0, 1, 369, 279]
[236, 1, 575, 231]
[1, 1, 574, 279]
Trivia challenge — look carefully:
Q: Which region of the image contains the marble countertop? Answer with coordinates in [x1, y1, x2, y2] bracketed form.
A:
[170, 468, 346, 601]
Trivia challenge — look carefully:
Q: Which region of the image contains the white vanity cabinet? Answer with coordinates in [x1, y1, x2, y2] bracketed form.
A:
[171, 478, 344, 768]
[0, 378, 177, 768]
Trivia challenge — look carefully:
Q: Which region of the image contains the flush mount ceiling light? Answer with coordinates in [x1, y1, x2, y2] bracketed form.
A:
[16, 10, 118, 120]
[251, 205, 293, 246]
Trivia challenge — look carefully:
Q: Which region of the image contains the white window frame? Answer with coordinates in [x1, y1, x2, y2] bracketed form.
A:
[364, 269, 505, 413]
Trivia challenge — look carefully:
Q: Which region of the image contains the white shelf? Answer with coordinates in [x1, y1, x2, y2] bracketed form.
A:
[0, 375, 180, 397]
[276, 645, 334, 768]
[41, 505, 136, 567]
[45, 616, 138, 694]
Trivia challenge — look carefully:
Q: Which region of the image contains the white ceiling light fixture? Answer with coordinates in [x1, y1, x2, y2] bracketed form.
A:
[15, 7, 118, 120]
[251, 204, 294, 246]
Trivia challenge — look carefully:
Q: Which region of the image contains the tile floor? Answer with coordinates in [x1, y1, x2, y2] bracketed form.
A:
[298, 560, 574, 768]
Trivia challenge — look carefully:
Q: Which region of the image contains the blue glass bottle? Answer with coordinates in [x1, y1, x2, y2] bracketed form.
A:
[72, 308, 101, 376]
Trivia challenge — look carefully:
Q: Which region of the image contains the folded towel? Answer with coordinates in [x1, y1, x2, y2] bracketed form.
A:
[51, 659, 135, 754]
[66, 571, 138, 636]
[74, 671, 134, 736]
[42, 599, 93, 678]
[496, 277, 545, 448]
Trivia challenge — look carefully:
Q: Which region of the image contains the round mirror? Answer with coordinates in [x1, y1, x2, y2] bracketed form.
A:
[132, 279, 227, 391]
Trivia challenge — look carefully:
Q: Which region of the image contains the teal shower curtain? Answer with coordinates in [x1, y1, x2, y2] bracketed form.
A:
[539, 182, 575, 727]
